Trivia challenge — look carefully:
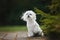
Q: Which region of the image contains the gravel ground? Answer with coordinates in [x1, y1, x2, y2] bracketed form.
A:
[0, 31, 48, 40]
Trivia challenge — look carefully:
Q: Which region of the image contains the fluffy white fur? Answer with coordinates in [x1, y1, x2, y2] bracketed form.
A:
[21, 10, 44, 37]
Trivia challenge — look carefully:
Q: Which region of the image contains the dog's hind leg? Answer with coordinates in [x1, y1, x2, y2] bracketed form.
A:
[39, 31, 44, 37]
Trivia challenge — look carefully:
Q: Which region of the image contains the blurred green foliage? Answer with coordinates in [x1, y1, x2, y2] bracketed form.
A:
[48, 0, 60, 15]
[33, 0, 60, 37]
[34, 6, 60, 37]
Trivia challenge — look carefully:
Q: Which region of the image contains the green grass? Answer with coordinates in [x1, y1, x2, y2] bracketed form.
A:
[0, 26, 27, 32]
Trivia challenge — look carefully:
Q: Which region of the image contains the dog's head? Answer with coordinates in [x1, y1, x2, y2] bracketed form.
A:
[21, 10, 36, 21]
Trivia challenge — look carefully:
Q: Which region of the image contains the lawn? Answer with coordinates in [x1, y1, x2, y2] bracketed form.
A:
[0, 26, 27, 32]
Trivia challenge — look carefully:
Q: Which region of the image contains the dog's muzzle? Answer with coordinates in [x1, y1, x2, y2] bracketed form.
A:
[28, 15, 30, 18]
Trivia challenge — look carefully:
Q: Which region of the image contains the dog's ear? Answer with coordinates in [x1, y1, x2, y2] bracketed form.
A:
[21, 11, 26, 20]
[33, 12, 36, 20]
[21, 13, 25, 20]
[21, 14, 27, 21]
[21, 16, 25, 21]
[34, 15, 36, 20]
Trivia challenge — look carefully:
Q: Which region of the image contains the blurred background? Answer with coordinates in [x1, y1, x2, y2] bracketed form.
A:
[0, 0, 60, 40]
[0, 0, 52, 25]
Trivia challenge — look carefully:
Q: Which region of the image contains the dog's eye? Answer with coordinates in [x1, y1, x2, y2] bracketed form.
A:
[30, 14, 32, 15]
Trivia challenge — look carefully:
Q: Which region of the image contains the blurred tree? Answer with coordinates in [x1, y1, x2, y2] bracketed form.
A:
[34, 6, 60, 40]
[48, 0, 60, 15]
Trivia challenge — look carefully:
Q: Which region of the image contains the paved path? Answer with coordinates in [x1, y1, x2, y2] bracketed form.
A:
[0, 31, 48, 40]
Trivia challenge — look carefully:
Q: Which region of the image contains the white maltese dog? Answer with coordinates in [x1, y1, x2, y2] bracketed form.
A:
[21, 10, 44, 37]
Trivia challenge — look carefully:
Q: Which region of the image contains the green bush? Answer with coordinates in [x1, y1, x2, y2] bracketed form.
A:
[34, 8, 60, 36]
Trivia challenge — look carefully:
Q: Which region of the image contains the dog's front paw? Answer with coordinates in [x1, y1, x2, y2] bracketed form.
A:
[28, 35, 33, 37]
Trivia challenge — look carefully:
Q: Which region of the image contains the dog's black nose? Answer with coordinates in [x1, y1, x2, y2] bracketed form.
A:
[28, 15, 30, 17]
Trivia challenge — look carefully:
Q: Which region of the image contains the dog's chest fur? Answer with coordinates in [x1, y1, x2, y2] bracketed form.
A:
[27, 20, 40, 33]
